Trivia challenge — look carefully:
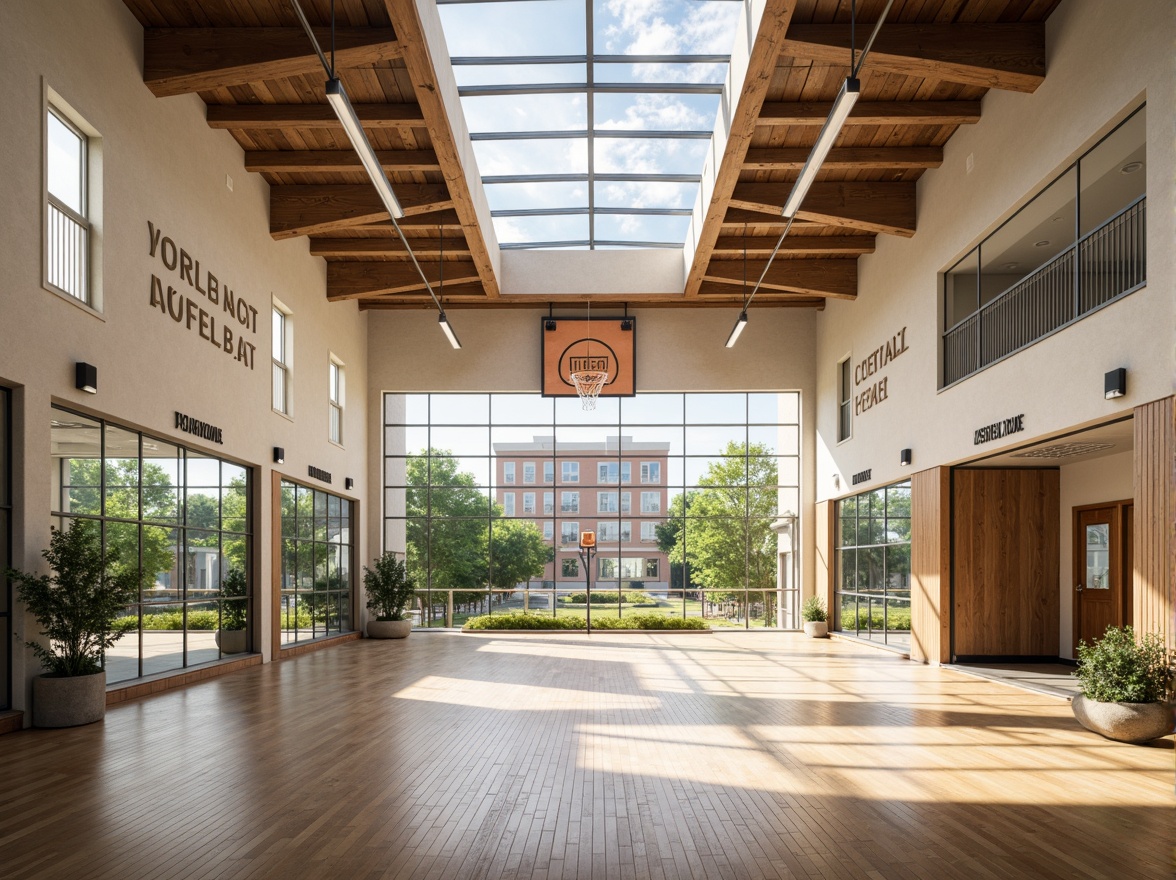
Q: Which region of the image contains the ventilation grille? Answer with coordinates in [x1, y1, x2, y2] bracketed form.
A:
[1012, 442, 1115, 459]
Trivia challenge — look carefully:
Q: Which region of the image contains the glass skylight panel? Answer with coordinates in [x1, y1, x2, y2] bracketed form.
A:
[453, 63, 585, 88]
[461, 94, 587, 133]
[494, 214, 590, 246]
[594, 214, 692, 244]
[594, 138, 710, 175]
[594, 93, 721, 131]
[592, 0, 740, 54]
[593, 62, 727, 85]
[484, 181, 589, 212]
[594, 180, 698, 211]
[472, 139, 589, 177]
[438, 0, 586, 56]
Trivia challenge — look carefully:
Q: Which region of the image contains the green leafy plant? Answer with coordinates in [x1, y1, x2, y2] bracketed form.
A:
[364, 553, 416, 621]
[465, 612, 585, 631]
[592, 614, 708, 631]
[220, 567, 248, 630]
[8, 522, 139, 677]
[1075, 626, 1172, 703]
[559, 591, 651, 605]
[801, 595, 827, 623]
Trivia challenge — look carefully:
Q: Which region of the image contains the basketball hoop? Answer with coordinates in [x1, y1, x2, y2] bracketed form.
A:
[570, 370, 608, 410]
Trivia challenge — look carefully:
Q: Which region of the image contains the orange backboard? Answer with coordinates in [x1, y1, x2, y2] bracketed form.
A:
[541, 317, 636, 397]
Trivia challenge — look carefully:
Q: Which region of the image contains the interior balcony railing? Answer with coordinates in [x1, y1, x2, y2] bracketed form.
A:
[943, 197, 1146, 387]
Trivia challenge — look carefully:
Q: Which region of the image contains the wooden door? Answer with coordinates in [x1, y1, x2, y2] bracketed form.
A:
[1073, 505, 1122, 648]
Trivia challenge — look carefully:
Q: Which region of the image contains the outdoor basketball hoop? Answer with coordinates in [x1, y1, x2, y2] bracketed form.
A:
[570, 369, 608, 410]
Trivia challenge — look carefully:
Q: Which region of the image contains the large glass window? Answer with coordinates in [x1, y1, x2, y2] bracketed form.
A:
[835, 481, 911, 650]
[46, 105, 94, 304]
[50, 407, 253, 683]
[329, 358, 344, 444]
[272, 304, 291, 415]
[279, 480, 354, 645]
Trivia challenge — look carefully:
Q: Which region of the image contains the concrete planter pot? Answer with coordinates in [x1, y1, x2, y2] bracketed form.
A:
[803, 621, 829, 638]
[1071, 694, 1175, 744]
[33, 669, 106, 728]
[215, 629, 247, 654]
[368, 618, 412, 639]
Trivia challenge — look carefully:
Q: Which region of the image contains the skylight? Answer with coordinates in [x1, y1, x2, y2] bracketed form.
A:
[437, 0, 742, 250]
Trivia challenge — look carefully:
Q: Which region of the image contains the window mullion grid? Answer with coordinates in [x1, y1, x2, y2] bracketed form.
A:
[585, 0, 595, 250]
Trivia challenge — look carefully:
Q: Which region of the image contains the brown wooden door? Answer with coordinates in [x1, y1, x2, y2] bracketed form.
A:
[1073, 505, 1122, 648]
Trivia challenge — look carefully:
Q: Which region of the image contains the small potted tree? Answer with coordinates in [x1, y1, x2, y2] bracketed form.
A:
[364, 552, 416, 639]
[8, 522, 139, 727]
[214, 567, 248, 655]
[1071, 626, 1174, 744]
[801, 595, 829, 638]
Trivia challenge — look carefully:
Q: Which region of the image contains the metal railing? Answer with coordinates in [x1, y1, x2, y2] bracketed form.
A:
[47, 199, 88, 301]
[943, 198, 1146, 386]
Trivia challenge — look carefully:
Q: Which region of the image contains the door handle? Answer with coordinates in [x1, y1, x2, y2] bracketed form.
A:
[1075, 584, 1084, 593]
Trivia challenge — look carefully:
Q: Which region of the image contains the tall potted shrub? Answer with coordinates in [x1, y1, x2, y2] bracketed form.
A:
[364, 552, 416, 639]
[214, 567, 248, 655]
[1072, 626, 1174, 744]
[8, 522, 139, 727]
[801, 595, 828, 638]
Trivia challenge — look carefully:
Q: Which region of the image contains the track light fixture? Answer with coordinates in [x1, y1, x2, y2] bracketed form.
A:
[725, 312, 748, 349]
[439, 312, 462, 350]
[781, 77, 860, 218]
[324, 78, 404, 220]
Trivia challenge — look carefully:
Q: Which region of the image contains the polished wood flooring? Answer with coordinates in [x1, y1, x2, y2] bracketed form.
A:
[1, 633, 1172, 879]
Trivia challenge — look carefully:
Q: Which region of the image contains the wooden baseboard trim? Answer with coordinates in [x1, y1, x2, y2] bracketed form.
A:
[0, 710, 25, 736]
[106, 654, 264, 706]
[279, 631, 362, 659]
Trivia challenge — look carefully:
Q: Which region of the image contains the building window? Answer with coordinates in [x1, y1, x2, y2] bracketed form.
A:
[543, 461, 554, 483]
[561, 491, 579, 513]
[942, 104, 1146, 387]
[640, 462, 660, 484]
[645, 559, 659, 579]
[46, 102, 96, 305]
[50, 407, 254, 683]
[503, 493, 515, 516]
[835, 481, 911, 649]
[523, 462, 536, 484]
[503, 462, 515, 484]
[561, 461, 579, 483]
[598, 461, 630, 484]
[561, 558, 579, 577]
[640, 492, 660, 514]
[522, 492, 535, 514]
[598, 521, 619, 542]
[598, 557, 616, 579]
[543, 491, 554, 515]
[561, 522, 579, 545]
[543, 521, 554, 541]
[838, 356, 852, 443]
[328, 358, 344, 445]
[640, 521, 658, 543]
[621, 492, 631, 514]
[272, 304, 292, 415]
[598, 491, 618, 513]
[280, 481, 354, 645]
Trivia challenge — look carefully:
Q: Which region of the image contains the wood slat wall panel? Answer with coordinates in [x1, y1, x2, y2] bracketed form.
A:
[953, 468, 1060, 657]
[1132, 397, 1174, 650]
[911, 466, 951, 664]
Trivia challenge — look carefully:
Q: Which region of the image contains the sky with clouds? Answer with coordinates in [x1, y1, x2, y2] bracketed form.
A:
[437, 0, 742, 247]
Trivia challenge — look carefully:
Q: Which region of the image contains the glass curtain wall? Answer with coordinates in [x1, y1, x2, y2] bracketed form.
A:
[279, 480, 353, 644]
[0, 388, 10, 709]
[383, 392, 801, 629]
[835, 481, 911, 649]
[49, 407, 252, 683]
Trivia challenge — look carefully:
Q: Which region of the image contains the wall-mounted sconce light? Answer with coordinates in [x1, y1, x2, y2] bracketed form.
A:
[345, 477, 354, 490]
[1104, 368, 1126, 399]
[273, 447, 285, 465]
[75, 362, 97, 394]
[899, 448, 912, 467]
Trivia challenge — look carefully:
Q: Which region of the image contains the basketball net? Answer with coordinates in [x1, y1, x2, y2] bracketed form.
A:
[569, 301, 607, 410]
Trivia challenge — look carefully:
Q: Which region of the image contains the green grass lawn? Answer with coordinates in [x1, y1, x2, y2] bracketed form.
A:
[426, 595, 778, 629]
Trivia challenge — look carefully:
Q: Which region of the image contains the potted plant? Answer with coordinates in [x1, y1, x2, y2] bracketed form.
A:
[7, 522, 139, 727]
[802, 595, 829, 638]
[1071, 625, 1174, 744]
[214, 567, 248, 655]
[364, 552, 416, 639]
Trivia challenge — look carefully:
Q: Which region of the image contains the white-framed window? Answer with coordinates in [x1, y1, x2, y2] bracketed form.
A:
[838, 356, 852, 442]
[640, 492, 660, 514]
[561, 461, 579, 483]
[272, 302, 292, 415]
[597, 461, 631, 484]
[543, 521, 554, 541]
[543, 461, 554, 483]
[598, 521, 619, 542]
[598, 557, 617, 579]
[621, 492, 631, 514]
[619, 558, 646, 580]
[543, 491, 554, 515]
[503, 492, 516, 516]
[328, 357, 344, 445]
[523, 492, 535, 514]
[45, 96, 100, 307]
[640, 462, 661, 484]
[503, 462, 516, 484]
[640, 522, 658, 543]
[561, 557, 579, 577]
[561, 491, 579, 513]
[561, 522, 579, 545]
[523, 462, 536, 484]
[598, 491, 618, 513]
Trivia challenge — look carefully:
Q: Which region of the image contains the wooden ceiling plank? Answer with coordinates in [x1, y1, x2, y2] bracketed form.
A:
[703, 257, 857, 299]
[270, 184, 453, 239]
[245, 149, 441, 172]
[743, 145, 942, 170]
[309, 238, 472, 257]
[206, 103, 426, 129]
[711, 234, 875, 255]
[328, 260, 481, 300]
[144, 27, 401, 98]
[729, 181, 916, 237]
[757, 100, 981, 126]
[781, 23, 1045, 93]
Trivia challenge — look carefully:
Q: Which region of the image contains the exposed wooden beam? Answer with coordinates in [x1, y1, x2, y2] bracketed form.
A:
[309, 238, 471, 258]
[270, 185, 453, 240]
[347, 209, 462, 229]
[757, 100, 981, 127]
[144, 28, 401, 98]
[711, 235, 875, 256]
[327, 261, 482, 300]
[781, 23, 1045, 93]
[703, 258, 857, 299]
[360, 292, 826, 309]
[743, 146, 942, 170]
[206, 103, 426, 130]
[384, 0, 501, 298]
[729, 181, 916, 237]
[695, 283, 825, 307]
[245, 150, 441, 173]
[682, 0, 798, 299]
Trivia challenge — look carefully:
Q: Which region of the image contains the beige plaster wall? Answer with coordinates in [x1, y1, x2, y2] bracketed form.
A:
[0, 0, 369, 712]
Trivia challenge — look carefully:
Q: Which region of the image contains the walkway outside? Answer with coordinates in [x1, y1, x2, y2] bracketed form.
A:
[1, 633, 1171, 879]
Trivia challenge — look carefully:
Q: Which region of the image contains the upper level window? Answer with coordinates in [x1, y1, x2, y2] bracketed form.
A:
[328, 358, 344, 445]
[503, 492, 515, 516]
[561, 491, 579, 514]
[543, 461, 554, 483]
[523, 462, 536, 484]
[597, 461, 630, 484]
[522, 492, 535, 514]
[503, 462, 515, 484]
[942, 104, 1146, 387]
[272, 304, 292, 415]
[543, 491, 554, 515]
[561, 461, 579, 483]
[640, 462, 660, 484]
[640, 492, 661, 514]
[837, 357, 852, 442]
[46, 104, 96, 305]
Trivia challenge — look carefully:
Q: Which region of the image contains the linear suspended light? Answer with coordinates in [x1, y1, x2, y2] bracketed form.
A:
[324, 78, 403, 220]
[438, 312, 462, 350]
[781, 77, 860, 218]
[725, 312, 748, 349]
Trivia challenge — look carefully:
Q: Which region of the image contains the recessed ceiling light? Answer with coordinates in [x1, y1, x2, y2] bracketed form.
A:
[1004, 262, 1019, 270]
[1035, 240, 1051, 247]
[1120, 161, 1143, 174]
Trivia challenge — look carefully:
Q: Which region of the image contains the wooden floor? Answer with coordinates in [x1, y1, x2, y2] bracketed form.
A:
[1, 633, 1172, 880]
